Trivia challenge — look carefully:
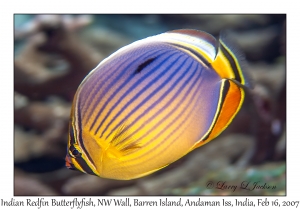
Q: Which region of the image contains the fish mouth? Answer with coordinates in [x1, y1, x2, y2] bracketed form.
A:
[65, 155, 76, 170]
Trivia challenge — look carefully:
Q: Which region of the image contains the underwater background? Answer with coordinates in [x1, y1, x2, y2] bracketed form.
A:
[14, 14, 286, 196]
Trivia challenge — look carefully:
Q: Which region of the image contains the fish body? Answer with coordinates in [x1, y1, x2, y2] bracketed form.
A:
[65, 29, 251, 180]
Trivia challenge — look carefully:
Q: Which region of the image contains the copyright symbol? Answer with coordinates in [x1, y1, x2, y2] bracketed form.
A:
[206, 181, 214, 189]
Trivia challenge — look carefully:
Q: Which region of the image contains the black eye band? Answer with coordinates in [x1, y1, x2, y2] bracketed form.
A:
[69, 144, 81, 158]
[72, 149, 80, 157]
[75, 158, 98, 176]
[68, 145, 97, 176]
[69, 123, 76, 145]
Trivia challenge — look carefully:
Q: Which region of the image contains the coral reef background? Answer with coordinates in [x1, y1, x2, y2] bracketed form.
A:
[14, 14, 286, 196]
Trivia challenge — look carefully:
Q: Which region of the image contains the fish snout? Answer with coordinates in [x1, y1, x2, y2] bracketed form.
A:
[65, 154, 76, 170]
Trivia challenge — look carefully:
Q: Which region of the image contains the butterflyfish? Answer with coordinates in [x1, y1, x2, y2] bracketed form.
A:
[65, 29, 251, 180]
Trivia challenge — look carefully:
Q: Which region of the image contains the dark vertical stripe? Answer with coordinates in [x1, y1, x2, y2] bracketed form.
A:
[69, 123, 76, 145]
[100, 52, 182, 138]
[219, 43, 242, 83]
[135, 65, 204, 163]
[83, 49, 163, 125]
[110, 63, 205, 172]
[75, 157, 97, 176]
[79, 58, 130, 119]
[128, 61, 202, 147]
[93, 51, 178, 136]
[114, 57, 195, 145]
[76, 97, 96, 166]
[67, 144, 97, 175]
[88, 50, 172, 133]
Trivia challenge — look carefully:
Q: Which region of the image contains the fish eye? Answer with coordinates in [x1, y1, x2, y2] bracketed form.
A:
[71, 148, 81, 157]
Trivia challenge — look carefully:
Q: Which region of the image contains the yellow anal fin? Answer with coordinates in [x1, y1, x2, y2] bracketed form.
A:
[193, 79, 244, 149]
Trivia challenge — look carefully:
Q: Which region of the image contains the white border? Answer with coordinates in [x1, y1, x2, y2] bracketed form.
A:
[3, 2, 297, 210]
